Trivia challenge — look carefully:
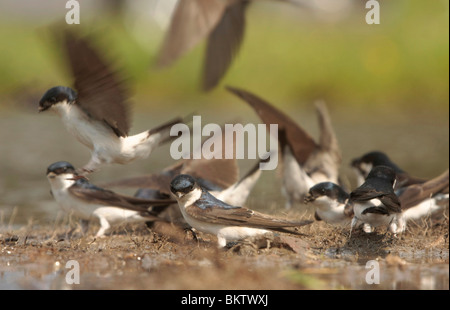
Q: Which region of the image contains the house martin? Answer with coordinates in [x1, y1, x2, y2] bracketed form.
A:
[170, 174, 312, 247]
[351, 151, 426, 189]
[46, 161, 175, 237]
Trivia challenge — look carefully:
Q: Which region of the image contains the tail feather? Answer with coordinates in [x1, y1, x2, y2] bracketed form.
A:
[148, 115, 193, 146]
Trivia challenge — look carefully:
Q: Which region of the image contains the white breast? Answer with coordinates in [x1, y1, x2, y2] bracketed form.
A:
[314, 197, 350, 226]
[282, 147, 315, 202]
[52, 102, 121, 157]
[353, 199, 394, 228]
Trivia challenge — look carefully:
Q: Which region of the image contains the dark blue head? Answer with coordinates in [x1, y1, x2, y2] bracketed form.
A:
[39, 86, 77, 112]
[306, 182, 349, 203]
[366, 165, 397, 185]
[170, 174, 197, 197]
[351, 151, 403, 174]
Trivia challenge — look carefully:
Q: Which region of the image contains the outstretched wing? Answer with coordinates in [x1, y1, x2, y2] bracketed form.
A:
[202, 1, 248, 90]
[63, 30, 130, 137]
[155, 0, 227, 68]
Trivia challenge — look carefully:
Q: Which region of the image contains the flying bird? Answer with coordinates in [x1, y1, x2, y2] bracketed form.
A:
[38, 30, 185, 174]
[155, 0, 306, 91]
[46, 161, 175, 237]
[170, 174, 312, 247]
[226, 86, 342, 209]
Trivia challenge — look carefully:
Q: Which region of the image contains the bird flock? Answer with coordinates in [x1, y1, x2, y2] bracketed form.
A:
[38, 2, 448, 248]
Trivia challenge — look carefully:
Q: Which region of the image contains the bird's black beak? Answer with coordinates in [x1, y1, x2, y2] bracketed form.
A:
[38, 101, 51, 112]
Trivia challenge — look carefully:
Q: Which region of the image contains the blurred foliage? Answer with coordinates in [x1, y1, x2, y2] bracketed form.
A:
[0, 0, 448, 112]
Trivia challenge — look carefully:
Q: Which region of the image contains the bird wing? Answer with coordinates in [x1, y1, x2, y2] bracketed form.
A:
[185, 203, 311, 228]
[351, 185, 401, 213]
[226, 86, 318, 164]
[63, 30, 131, 137]
[181, 122, 239, 189]
[395, 171, 427, 189]
[399, 169, 449, 210]
[181, 158, 239, 190]
[155, 0, 227, 68]
[98, 123, 240, 194]
[202, 1, 248, 90]
[68, 181, 174, 214]
[315, 101, 341, 159]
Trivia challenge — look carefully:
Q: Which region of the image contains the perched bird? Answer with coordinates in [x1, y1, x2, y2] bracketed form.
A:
[304, 182, 351, 226]
[170, 174, 312, 247]
[227, 86, 341, 209]
[155, 0, 306, 91]
[396, 169, 449, 228]
[351, 151, 426, 189]
[38, 30, 185, 174]
[346, 166, 402, 234]
[46, 161, 175, 237]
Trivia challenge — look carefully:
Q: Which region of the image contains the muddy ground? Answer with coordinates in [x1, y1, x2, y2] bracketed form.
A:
[0, 111, 448, 291]
[1, 211, 448, 290]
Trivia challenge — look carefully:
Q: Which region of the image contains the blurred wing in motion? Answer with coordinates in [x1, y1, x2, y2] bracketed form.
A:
[155, 0, 227, 68]
[202, 1, 248, 90]
[226, 86, 318, 164]
[63, 30, 131, 137]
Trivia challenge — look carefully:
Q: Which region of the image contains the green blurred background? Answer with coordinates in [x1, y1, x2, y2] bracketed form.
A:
[0, 0, 448, 110]
[0, 0, 448, 225]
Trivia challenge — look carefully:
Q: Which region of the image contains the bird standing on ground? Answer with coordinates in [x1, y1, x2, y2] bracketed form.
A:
[346, 166, 402, 234]
[46, 161, 175, 237]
